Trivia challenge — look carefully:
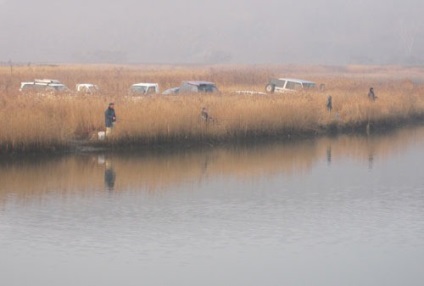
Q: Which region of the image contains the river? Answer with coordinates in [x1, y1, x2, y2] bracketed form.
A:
[1, 125, 424, 286]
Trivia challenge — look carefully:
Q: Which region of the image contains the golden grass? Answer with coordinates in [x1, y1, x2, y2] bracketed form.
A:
[1, 64, 424, 152]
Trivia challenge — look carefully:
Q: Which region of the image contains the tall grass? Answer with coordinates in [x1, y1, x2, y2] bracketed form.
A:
[1, 64, 424, 152]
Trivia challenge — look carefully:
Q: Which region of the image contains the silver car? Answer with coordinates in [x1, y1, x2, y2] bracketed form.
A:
[178, 81, 219, 94]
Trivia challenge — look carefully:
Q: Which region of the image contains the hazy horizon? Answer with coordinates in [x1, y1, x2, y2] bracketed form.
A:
[1, 0, 423, 65]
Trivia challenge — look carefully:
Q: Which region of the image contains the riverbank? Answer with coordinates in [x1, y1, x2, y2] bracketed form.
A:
[1, 64, 424, 154]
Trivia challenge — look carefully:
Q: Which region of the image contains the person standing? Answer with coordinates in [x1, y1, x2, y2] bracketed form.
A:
[326, 95, 332, 112]
[105, 102, 116, 137]
[368, 87, 376, 101]
[200, 107, 209, 122]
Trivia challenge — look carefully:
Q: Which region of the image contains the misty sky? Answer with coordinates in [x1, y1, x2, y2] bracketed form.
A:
[0, 0, 423, 65]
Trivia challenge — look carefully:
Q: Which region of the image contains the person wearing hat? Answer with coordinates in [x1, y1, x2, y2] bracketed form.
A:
[105, 102, 116, 137]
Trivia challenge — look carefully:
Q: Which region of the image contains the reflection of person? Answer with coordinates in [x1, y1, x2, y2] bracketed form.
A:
[104, 160, 116, 191]
[326, 145, 332, 164]
[368, 87, 376, 101]
[105, 102, 116, 137]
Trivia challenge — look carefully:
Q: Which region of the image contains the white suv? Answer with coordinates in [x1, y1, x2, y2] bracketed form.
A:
[265, 78, 316, 93]
[129, 83, 159, 95]
[20, 79, 69, 93]
[76, 83, 99, 94]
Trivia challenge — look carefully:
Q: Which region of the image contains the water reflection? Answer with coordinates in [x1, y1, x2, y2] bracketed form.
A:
[1, 126, 424, 286]
[368, 152, 374, 169]
[326, 145, 332, 164]
[98, 155, 116, 191]
[0, 125, 424, 201]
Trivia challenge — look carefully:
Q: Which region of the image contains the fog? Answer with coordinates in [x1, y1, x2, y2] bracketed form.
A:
[1, 0, 423, 65]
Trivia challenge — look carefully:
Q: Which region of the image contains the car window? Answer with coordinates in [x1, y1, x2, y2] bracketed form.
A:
[132, 86, 146, 93]
[303, 83, 316, 89]
[276, 79, 286, 87]
[286, 81, 302, 90]
[146, 86, 156, 94]
[182, 84, 198, 92]
[198, 84, 216, 93]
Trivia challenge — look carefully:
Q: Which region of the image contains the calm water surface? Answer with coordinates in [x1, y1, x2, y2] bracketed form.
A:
[1, 126, 424, 286]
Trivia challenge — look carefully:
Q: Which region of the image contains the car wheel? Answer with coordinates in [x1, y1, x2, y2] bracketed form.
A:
[265, 84, 275, 93]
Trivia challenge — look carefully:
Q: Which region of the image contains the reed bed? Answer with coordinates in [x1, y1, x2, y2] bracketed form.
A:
[1, 64, 424, 153]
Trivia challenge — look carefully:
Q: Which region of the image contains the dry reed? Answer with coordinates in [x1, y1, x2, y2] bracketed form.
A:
[1, 64, 424, 152]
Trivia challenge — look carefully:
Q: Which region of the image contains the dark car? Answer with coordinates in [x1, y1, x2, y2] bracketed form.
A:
[178, 81, 219, 94]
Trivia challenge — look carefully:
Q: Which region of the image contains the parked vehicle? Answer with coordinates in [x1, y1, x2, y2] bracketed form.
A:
[265, 78, 316, 93]
[129, 83, 159, 95]
[76, 83, 99, 94]
[178, 81, 219, 94]
[19, 79, 69, 93]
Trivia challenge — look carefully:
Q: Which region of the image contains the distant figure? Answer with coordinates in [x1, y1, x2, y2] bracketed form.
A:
[326, 95, 332, 112]
[105, 102, 116, 137]
[200, 107, 216, 124]
[368, 87, 376, 101]
[200, 107, 209, 122]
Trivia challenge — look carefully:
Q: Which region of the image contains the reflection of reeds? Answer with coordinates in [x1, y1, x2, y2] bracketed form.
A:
[1, 125, 423, 203]
[1, 65, 424, 152]
[0, 143, 317, 203]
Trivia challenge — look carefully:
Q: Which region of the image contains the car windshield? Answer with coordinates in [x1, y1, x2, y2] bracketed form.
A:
[131, 86, 147, 93]
[303, 82, 316, 89]
[198, 84, 217, 93]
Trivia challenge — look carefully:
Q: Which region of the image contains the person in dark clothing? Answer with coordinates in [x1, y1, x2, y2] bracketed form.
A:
[105, 102, 116, 137]
[368, 87, 376, 101]
[326, 95, 332, 112]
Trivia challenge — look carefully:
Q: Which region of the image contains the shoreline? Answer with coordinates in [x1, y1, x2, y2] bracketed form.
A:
[2, 116, 419, 157]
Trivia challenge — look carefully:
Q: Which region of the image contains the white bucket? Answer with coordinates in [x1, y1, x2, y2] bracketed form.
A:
[98, 131, 106, 140]
[97, 155, 105, 164]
